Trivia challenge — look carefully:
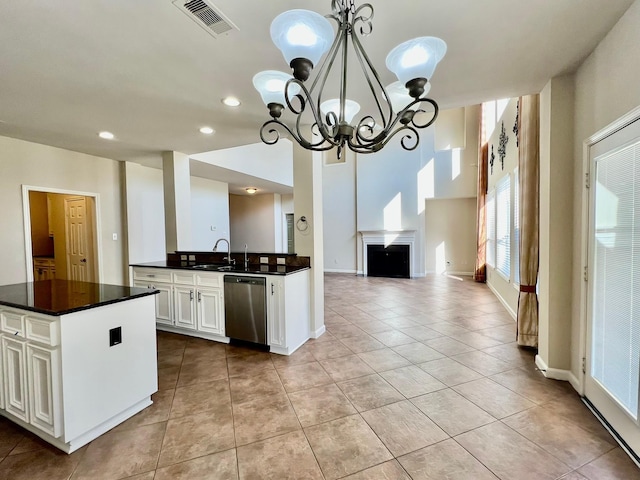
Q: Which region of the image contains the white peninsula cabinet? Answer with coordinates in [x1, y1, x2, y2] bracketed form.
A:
[0, 281, 158, 453]
[131, 265, 311, 355]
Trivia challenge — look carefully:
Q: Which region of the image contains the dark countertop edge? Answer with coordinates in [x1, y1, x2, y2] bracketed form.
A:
[130, 262, 310, 276]
[0, 289, 159, 317]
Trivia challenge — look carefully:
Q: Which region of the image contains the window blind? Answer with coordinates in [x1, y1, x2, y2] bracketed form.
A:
[591, 139, 640, 418]
[496, 175, 511, 278]
[486, 189, 496, 268]
[513, 168, 520, 285]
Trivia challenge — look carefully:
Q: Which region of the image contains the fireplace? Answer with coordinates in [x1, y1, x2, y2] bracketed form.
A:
[367, 244, 410, 278]
[359, 230, 416, 278]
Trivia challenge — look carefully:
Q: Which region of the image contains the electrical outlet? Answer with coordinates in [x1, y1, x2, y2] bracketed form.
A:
[180, 255, 187, 261]
[277, 257, 286, 265]
[188, 255, 196, 261]
[260, 257, 269, 264]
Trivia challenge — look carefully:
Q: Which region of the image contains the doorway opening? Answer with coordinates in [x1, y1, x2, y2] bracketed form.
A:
[22, 186, 101, 283]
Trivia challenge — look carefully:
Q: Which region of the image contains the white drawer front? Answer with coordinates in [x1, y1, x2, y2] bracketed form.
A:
[172, 271, 196, 285]
[196, 272, 223, 288]
[133, 268, 172, 283]
[1, 311, 26, 337]
[26, 316, 60, 347]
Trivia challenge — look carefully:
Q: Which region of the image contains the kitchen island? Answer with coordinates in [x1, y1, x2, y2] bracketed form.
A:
[130, 261, 312, 355]
[0, 280, 158, 453]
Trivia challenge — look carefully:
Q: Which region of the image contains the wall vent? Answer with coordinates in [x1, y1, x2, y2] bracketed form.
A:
[172, 0, 238, 38]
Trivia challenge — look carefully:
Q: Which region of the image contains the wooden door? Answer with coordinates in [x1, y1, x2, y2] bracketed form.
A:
[64, 196, 95, 282]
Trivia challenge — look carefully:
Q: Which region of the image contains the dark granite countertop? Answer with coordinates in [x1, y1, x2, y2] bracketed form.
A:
[130, 261, 310, 276]
[0, 280, 158, 316]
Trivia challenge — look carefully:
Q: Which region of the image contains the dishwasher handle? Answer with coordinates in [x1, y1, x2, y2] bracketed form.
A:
[225, 276, 265, 286]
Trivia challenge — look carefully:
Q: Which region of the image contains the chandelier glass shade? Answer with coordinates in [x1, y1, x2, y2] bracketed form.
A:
[254, 0, 447, 158]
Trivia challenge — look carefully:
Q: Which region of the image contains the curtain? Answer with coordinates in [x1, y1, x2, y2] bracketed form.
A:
[517, 94, 540, 347]
[474, 110, 488, 283]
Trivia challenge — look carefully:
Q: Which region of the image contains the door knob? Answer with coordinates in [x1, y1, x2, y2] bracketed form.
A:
[80, 258, 87, 263]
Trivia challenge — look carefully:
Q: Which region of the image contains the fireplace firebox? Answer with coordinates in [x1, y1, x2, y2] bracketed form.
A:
[366, 244, 410, 279]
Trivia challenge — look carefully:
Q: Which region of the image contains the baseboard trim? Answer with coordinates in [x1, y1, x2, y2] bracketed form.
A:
[324, 268, 357, 274]
[311, 325, 326, 339]
[535, 354, 581, 392]
[486, 282, 517, 320]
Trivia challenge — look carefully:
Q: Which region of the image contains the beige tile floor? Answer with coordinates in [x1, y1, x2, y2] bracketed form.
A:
[0, 273, 639, 479]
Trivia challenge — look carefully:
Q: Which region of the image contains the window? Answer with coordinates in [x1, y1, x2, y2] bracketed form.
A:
[496, 175, 511, 278]
[513, 168, 520, 285]
[486, 189, 496, 267]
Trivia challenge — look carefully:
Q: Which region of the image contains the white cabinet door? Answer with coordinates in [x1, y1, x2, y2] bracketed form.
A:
[267, 278, 285, 348]
[2, 336, 29, 422]
[154, 284, 173, 326]
[0, 335, 3, 410]
[197, 288, 224, 336]
[174, 286, 196, 330]
[27, 344, 62, 438]
[134, 281, 173, 327]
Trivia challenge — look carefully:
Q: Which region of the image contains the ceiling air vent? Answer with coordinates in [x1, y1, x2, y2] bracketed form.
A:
[173, 0, 238, 38]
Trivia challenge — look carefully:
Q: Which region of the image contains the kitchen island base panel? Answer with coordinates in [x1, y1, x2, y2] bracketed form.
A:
[60, 296, 158, 442]
[0, 396, 152, 454]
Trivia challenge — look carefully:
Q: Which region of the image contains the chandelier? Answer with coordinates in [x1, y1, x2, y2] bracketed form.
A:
[253, 0, 446, 158]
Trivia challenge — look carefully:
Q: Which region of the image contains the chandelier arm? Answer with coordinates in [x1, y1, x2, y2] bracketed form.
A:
[283, 79, 336, 148]
[351, 124, 421, 153]
[260, 119, 307, 147]
[308, 18, 344, 94]
[350, 31, 392, 131]
[409, 98, 440, 129]
[352, 3, 374, 35]
[292, 104, 341, 149]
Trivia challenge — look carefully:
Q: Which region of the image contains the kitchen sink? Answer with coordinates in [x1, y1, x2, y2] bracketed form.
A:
[191, 264, 227, 271]
[216, 265, 235, 271]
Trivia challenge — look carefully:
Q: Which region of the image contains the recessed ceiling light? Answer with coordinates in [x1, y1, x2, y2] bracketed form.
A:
[199, 126, 215, 135]
[222, 97, 241, 107]
[245, 187, 257, 194]
[98, 131, 115, 140]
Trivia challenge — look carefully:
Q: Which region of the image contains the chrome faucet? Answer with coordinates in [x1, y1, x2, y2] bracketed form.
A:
[213, 238, 232, 265]
[244, 244, 249, 270]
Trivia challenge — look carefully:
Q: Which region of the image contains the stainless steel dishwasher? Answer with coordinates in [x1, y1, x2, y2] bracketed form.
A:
[224, 275, 267, 345]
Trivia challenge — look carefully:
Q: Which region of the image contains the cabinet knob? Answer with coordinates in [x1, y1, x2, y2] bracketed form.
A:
[190, 290, 194, 301]
[198, 292, 202, 302]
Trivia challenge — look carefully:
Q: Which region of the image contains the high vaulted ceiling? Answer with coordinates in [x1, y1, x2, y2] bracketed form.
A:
[0, 0, 634, 168]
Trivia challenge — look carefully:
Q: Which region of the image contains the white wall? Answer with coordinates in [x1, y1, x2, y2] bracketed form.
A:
[190, 140, 293, 187]
[485, 98, 520, 317]
[570, 0, 640, 379]
[538, 76, 575, 372]
[124, 162, 166, 263]
[229, 193, 280, 252]
[0, 136, 126, 285]
[322, 150, 357, 273]
[321, 105, 479, 276]
[425, 198, 477, 275]
[190, 176, 230, 251]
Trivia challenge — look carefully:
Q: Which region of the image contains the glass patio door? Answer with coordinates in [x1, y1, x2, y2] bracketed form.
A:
[585, 118, 640, 455]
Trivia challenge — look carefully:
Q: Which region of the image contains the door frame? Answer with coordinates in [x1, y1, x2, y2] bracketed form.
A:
[21, 185, 103, 283]
[579, 105, 640, 463]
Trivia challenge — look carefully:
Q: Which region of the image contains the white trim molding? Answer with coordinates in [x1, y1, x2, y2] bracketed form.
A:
[535, 354, 581, 393]
[359, 230, 416, 278]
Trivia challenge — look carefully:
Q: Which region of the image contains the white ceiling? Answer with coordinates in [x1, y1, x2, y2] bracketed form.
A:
[0, 0, 634, 187]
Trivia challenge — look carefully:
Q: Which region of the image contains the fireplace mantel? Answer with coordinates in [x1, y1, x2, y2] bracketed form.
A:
[359, 230, 416, 278]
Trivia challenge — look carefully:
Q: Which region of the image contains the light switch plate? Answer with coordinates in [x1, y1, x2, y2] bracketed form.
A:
[277, 258, 286, 265]
[260, 257, 269, 264]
